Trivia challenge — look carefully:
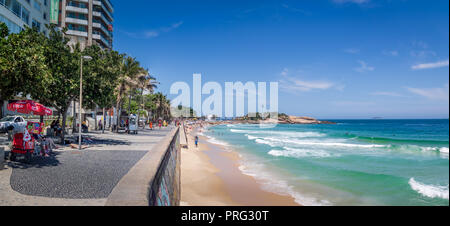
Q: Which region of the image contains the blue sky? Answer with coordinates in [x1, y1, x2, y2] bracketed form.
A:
[112, 0, 449, 119]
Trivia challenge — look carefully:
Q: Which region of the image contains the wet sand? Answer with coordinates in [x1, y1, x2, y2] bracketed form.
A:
[181, 127, 299, 206]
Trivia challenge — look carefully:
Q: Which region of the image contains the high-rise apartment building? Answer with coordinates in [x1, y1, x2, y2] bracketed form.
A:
[0, 0, 51, 35]
[51, 0, 113, 49]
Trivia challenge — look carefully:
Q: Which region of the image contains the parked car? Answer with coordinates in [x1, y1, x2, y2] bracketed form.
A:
[0, 116, 27, 134]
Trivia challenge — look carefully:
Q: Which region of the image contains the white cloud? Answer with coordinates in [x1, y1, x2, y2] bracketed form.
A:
[281, 79, 335, 92]
[412, 41, 429, 49]
[280, 68, 289, 76]
[412, 59, 449, 70]
[331, 101, 375, 107]
[410, 50, 437, 58]
[410, 41, 437, 59]
[123, 21, 184, 39]
[354, 60, 375, 73]
[370, 91, 404, 97]
[279, 68, 338, 92]
[382, 50, 399, 56]
[335, 84, 346, 91]
[281, 4, 311, 15]
[333, 0, 370, 4]
[344, 48, 360, 54]
[406, 84, 449, 101]
[145, 31, 160, 38]
[161, 21, 184, 32]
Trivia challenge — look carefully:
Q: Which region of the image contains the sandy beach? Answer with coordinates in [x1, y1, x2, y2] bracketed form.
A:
[180, 125, 299, 206]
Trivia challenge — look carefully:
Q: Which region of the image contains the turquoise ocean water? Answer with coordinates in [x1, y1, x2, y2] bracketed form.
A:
[201, 119, 449, 206]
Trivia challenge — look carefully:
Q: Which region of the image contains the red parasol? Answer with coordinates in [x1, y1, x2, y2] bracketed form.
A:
[7, 100, 53, 116]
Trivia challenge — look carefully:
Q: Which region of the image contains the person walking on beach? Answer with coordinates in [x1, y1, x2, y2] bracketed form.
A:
[195, 136, 199, 148]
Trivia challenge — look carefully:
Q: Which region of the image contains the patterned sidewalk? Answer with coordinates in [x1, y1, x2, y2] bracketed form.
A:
[0, 127, 172, 206]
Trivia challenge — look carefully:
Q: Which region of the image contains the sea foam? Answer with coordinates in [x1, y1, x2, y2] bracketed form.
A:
[238, 161, 332, 206]
[206, 136, 230, 146]
[268, 147, 336, 158]
[409, 178, 449, 200]
[254, 136, 385, 149]
[439, 147, 449, 154]
[387, 145, 450, 159]
[230, 129, 325, 138]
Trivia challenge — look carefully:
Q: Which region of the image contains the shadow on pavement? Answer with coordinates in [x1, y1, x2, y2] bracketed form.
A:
[83, 137, 131, 146]
[5, 151, 61, 169]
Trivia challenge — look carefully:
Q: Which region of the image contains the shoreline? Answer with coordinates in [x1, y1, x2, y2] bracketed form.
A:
[181, 126, 299, 206]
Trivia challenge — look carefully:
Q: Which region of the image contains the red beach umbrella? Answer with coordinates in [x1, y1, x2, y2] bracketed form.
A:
[7, 100, 53, 116]
[33, 102, 53, 116]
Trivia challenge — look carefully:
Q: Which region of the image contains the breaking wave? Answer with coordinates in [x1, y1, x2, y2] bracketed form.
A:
[268, 147, 336, 158]
[230, 129, 325, 138]
[409, 178, 449, 200]
[204, 135, 230, 146]
[238, 161, 332, 206]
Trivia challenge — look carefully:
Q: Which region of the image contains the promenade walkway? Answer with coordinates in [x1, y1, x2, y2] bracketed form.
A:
[0, 127, 172, 206]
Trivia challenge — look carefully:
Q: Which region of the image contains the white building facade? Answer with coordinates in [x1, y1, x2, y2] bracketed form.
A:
[54, 0, 113, 49]
[0, 0, 51, 35]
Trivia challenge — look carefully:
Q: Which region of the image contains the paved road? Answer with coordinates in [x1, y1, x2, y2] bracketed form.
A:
[0, 127, 173, 205]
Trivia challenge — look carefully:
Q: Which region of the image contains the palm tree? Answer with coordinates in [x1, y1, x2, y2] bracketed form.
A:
[114, 56, 142, 132]
[126, 67, 148, 114]
[136, 71, 158, 126]
[153, 92, 172, 121]
[163, 98, 172, 120]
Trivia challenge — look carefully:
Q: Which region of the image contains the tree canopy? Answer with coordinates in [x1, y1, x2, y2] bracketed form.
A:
[0, 22, 166, 142]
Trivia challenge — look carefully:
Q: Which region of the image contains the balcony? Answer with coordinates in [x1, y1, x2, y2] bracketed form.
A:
[65, 17, 88, 26]
[93, 0, 113, 14]
[66, 6, 89, 14]
[92, 33, 111, 49]
[92, 22, 101, 28]
[103, 0, 114, 13]
[93, 11, 112, 24]
[66, 29, 88, 37]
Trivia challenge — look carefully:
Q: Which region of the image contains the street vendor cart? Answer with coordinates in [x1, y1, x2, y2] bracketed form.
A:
[128, 114, 138, 134]
[7, 100, 53, 164]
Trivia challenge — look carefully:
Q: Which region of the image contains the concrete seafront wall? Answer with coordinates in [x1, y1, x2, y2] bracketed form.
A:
[0, 147, 4, 170]
[106, 127, 181, 206]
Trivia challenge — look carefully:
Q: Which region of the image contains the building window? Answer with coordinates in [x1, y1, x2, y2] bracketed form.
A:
[67, 23, 87, 32]
[67, 12, 87, 20]
[0, 14, 22, 33]
[1, 0, 31, 24]
[32, 19, 41, 32]
[68, 1, 87, 8]
[33, 0, 41, 11]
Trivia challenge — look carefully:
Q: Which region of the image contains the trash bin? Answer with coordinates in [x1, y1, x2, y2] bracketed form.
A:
[0, 147, 4, 170]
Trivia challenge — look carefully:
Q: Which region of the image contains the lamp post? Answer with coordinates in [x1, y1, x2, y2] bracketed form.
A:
[79, 55, 92, 150]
